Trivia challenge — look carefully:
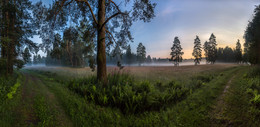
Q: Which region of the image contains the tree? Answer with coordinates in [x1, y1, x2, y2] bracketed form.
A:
[0, 0, 37, 76]
[170, 37, 184, 66]
[146, 55, 152, 63]
[137, 43, 146, 66]
[235, 39, 243, 63]
[204, 34, 217, 64]
[35, 0, 156, 84]
[244, 5, 260, 65]
[192, 36, 202, 65]
[125, 45, 132, 65]
[22, 47, 31, 64]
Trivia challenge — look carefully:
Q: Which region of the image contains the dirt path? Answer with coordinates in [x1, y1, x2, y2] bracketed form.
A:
[16, 71, 73, 127]
[15, 74, 39, 126]
[210, 75, 237, 126]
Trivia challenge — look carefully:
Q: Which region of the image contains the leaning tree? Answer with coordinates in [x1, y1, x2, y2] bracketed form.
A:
[34, 0, 156, 84]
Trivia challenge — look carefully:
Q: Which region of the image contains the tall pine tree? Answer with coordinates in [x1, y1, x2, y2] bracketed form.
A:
[170, 37, 184, 66]
[192, 36, 202, 65]
[126, 45, 132, 65]
[204, 34, 217, 64]
[34, 0, 156, 84]
[235, 39, 243, 63]
[0, 0, 37, 76]
[137, 43, 146, 66]
[22, 47, 31, 64]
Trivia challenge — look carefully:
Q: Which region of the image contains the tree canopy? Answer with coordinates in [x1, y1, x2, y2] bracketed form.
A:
[170, 37, 184, 66]
[192, 36, 202, 65]
[33, 0, 157, 84]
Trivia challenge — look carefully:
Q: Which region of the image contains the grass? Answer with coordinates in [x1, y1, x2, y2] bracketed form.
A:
[21, 65, 246, 126]
[222, 66, 260, 126]
[2, 65, 258, 126]
[0, 71, 21, 126]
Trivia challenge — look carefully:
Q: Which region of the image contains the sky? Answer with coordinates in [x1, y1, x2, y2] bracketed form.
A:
[32, 0, 259, 59]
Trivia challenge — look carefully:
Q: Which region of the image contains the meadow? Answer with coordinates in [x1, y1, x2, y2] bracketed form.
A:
[1, 64, 259, 126]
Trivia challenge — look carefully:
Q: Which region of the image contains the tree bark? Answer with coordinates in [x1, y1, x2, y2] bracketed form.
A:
[97, 0, 107, 85]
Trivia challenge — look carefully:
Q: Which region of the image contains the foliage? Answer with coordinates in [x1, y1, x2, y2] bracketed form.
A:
[170, 37, 184, 66]
[22, 47, 32, 64]
[34, 0, 157, 82]
[223, 67, 260, 126]
[0, 0, 38, 75]
[235, 39, 243, 63]
[67, 71, 217, 114]
[136, 43, 146, 66]
[244, 5, 260, 65]
[6, 73, 22, 99]
[217, 46, 236, 63]
[204, 33, 217, 64]
[192, 36, 202, 65]
[45, 24, 95, 68]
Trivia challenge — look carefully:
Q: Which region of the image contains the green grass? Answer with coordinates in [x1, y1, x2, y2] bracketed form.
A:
[21, 66, 246, 126]
[2, 65, 257, 126]
[223, 66, 260, 127]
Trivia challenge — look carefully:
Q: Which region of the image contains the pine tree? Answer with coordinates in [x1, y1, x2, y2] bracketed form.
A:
[35, 0, 156, 84]
[146, 55, 152, 63]
[126, 45, 132, 65]
[192, 36, 202, 65]
[137, 43, 146, 66]
[235, 39, 243, 63]
[170, 37, 184, 66]
[203, 41, 209, 63]
[204, 34, 217, 64]
[22, 47, 31, 64]
[0, 0, 37, 75]
[244, 5, 260, 65]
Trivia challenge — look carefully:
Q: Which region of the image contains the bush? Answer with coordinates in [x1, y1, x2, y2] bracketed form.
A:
[68, 72, 191, 114]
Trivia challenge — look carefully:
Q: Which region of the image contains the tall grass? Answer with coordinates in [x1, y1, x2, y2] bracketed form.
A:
[67, 71, 215, 114]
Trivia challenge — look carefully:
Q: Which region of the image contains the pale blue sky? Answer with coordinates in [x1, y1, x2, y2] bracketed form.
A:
[31, 0, 259, 59]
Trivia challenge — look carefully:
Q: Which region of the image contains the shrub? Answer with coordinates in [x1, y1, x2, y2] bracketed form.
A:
[67, 72, 190, 114]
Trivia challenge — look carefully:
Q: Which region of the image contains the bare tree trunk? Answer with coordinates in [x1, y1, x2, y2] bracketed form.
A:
[97, 0, 107, 85]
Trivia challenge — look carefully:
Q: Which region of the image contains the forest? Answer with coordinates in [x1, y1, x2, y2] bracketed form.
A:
[0, 0, 259, 126]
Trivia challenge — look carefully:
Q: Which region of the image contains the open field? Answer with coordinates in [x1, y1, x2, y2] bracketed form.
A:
[25, 64, 238, 82]
[1, 64, 259, 126]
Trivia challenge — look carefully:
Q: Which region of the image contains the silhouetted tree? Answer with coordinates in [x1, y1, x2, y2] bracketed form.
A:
[34, 0, 157, 84]
[146, 55, 152, 63]
[216, 46, 236, 63]
[235, 39, 243, 63]
[192, 36, 202, 65]
[244, 5, 260, 65]
[22, 48, 31, 64]
[125, 45, 133, 65]
[204, 34, 217, 64]
[170, 37, 184, 66]
[137, 43, 146, 66]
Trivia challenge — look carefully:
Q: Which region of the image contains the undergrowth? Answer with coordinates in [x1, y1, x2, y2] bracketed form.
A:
[68, 71, 215, 114]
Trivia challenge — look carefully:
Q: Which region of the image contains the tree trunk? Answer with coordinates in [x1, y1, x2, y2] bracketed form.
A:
[97, 0, 107, 85]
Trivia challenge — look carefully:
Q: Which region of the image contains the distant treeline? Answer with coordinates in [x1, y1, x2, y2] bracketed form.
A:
[7, 3, 259, 71]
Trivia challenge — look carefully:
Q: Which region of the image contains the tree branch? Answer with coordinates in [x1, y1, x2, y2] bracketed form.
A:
[108, 0, 120, 12]
[100, 0, 127, 30]
[106, 29, 116, 44]
[76, 0, 98, 25]
[101, 12, 127, 30]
